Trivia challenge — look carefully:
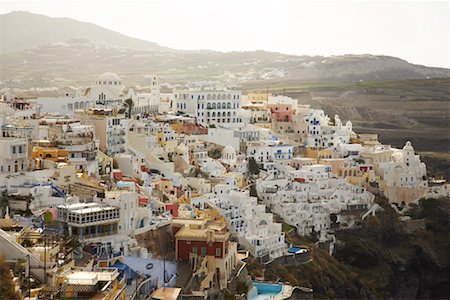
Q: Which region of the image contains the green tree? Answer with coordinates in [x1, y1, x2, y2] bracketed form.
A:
[248, 157, 260, 176]
[122, 98, 134, 118]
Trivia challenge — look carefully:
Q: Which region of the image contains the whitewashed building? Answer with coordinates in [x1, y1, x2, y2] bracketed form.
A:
[174, 90, 243, 127]
[305, 110, 354, 150]
[257, 164, 375, 236]
[246, 140, 293, 163]
[206, 184, 286, 259]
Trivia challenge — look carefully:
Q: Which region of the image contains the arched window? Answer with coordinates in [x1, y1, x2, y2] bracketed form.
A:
[222, 102, 226, 109]
[227, 94, 231, 100]
[217, 94, 221, 100]
[212, 103, 216, 109]
[207, 94, 211, 100]
[222, 94, 226, 100]
[74, 102, 79, 110]
[227, 102, 231, 109]
[212, 94, 216, 100]
[217, 103, 221, 109]
[212, 112, 216, 117]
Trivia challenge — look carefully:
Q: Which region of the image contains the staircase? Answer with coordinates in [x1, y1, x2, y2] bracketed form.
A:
[0, 229, 45, 282]
[127, 131, 180, 186]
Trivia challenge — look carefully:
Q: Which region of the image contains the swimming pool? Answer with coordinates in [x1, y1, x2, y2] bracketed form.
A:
[247, 283, 283, 300]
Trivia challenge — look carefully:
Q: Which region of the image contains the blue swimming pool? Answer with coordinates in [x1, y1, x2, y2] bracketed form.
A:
[247, 283, 283, 300]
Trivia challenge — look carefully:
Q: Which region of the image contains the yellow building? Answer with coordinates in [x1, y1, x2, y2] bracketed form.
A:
[32, 147, 68, 162]
[306, 146, 333, 159]
[319, 158, 359, 177]
[246, 92, 271, 104]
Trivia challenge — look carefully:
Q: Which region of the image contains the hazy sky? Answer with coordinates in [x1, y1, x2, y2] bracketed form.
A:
[1, 0, 449, 68]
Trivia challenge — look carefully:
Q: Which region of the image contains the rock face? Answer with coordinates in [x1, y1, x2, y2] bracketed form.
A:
[334, 197, 450, 299]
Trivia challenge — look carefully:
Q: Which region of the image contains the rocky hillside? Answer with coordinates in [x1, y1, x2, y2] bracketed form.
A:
[246, 197, 450, 299]
[0, 11, 448, 88]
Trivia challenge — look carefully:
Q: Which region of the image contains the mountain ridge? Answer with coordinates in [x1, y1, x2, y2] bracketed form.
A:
[0, 11, 449, 87]
[0, 10, 163, 53]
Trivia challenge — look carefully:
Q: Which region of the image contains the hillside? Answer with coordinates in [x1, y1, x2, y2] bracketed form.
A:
[0, 11, 449, 88]
[0, 11, 162, 53]
[247, 197, 450, 299]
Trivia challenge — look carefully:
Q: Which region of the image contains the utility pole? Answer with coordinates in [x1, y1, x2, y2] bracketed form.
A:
[43, 236, 46, 285]
[27, 254, 31, 300]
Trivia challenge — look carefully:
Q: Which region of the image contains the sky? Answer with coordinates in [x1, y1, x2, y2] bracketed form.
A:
[1, 0, 449, 68]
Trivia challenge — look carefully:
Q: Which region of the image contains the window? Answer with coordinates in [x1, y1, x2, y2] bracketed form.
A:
[192, 247, 197, 254]
[201, 247, 207, 256]
[216, 248, 221, 257]
[12, 146, 16, 154]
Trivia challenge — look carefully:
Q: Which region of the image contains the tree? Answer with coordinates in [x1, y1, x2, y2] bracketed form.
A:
[0, 254, 20, 300]
[122, 98, 134, 118]
[248, 157, 260, 176]
[208, 147, 222, 159]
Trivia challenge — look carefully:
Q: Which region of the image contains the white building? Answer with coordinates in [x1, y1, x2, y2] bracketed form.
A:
[246, 140, 293, 164]
[206, 125, 260, 152]
[373, 141, 428, 204]
[305, 110, 354, 150]
[206, 184, 286, 259]
[36, 96, 95, 115]
[36, 73, 125, 115]
[104, 191, 153, 235]
[0, 137, 28, 174]
[127, 75, 161, 114]
[57, 202, 120, 240]
[336, 143, 364, 159]
[174, 90, 243, 127]
[88, 72, 125, 101]
[76, 109, 127, 156]
[257, 164, 375, 236]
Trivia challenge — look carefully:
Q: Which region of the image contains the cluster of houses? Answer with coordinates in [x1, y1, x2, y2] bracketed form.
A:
[0, 72, 445, 299]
